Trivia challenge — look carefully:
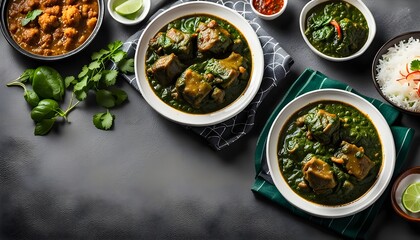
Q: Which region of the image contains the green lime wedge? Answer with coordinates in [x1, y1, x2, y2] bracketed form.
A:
[402, 182, 420, 213]
[115, 0, 143, 16]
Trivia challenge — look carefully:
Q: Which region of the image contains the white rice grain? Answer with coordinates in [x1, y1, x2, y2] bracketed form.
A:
[375, 37, 420, 112]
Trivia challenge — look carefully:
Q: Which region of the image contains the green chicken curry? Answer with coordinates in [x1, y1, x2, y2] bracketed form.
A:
[304, 1, 369, 58]
[145, 15, 252, 114]
[277, 101, 382, 205]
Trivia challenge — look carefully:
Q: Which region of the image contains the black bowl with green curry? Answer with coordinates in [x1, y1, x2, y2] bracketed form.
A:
[277, 101, 382, 206]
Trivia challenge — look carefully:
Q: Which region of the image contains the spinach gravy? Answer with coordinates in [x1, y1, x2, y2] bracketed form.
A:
[145, 15, 252, 114]
[277, 101, 382, 205]
[304, 1, 369, 58]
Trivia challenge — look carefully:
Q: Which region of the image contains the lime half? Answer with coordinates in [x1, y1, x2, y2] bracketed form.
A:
[115, 0, 143, 16]
[402, 182, 420, 213]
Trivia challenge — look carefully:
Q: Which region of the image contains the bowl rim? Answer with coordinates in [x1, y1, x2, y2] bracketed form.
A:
[250, 0, 288, 20]
[0, 0, 104, 61]
[390, 166, 420, 222]
[371, 31, 420, 116]
[107, 0, 151, 25]
[134, 1, 265, 126]
[299, 0, 376, 62]
[266, 88, 396, 218]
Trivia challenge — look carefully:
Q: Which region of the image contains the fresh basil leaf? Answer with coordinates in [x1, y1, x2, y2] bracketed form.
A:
[20, 69, 35, 83]
[21, 9, 43, 26]
[34, 118, 55, 135]
[24, 90, 40, 108]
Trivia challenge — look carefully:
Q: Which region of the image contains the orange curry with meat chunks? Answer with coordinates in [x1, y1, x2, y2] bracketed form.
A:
[7, 0, 99, 56]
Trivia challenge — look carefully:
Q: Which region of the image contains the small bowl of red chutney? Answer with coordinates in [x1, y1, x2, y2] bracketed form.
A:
[251, 0, 288, 20]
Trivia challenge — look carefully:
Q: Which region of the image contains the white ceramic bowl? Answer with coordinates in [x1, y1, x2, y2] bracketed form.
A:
[266, 89, 395, 218]
[299, 0, 376, 61]
[107, 0, 150, 25]
[134, 1, 264, 126]
[250, 0, 288, 20]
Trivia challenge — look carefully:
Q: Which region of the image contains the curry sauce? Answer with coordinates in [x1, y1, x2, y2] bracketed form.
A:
[7, 0, 99, 56]
[278, 101, 382, 205]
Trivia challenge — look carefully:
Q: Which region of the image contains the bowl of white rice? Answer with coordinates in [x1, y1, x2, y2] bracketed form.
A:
[372, 31, 420, 115]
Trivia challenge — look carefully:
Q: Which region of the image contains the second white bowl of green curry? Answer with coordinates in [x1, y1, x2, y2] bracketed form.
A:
[299, 0, 376, 61]
[266, 89, 395, 218]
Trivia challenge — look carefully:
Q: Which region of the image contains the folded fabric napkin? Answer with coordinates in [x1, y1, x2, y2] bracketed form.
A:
[118, 0, 293, 150]
[251, 68, 415, 239]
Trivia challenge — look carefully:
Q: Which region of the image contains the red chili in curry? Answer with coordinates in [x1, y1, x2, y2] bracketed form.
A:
[7, 0, 99, 56]
[252, 0, 284, 15]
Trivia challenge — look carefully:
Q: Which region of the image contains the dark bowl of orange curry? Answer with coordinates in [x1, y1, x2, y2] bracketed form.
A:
[0, 0, 104, 60]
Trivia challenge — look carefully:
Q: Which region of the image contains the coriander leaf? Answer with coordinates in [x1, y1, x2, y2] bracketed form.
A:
[92, 72, 102, 83]
[118, 58, 134, 74]
[64, 76, 76, 88]
[96, 89, 115, 108]
[34, 118, 55, 136]
[103, 70, 118, 86]
[88, 61, 101, 70]
[91, 49, 106, 60]
[74, 76, 89, 100]
[110, 89, 128, 105]
[78, 66, 90, 78]
[93, 110, 114, 130]
[74, 90, 87, 101]
[108, 41, 123, 52]
[21, 9, 43, 26]
[111, 50, 126, 63]
[410, 59, 420, 71]
[74, 76, 88, 92]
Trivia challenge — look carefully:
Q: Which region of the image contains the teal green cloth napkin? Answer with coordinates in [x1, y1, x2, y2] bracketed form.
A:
[251, 68, 415, 239]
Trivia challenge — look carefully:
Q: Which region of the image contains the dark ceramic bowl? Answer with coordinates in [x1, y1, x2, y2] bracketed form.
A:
[0, 0, 104, 61]
[371, 31, 420, 116]
[391, 167, 420, 222]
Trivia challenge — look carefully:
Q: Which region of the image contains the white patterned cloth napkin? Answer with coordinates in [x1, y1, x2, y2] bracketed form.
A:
[119, 0, 294, 150]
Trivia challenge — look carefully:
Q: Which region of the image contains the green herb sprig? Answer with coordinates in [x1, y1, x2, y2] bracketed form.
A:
[410, 59, 420, 71]
[67, 40, 134, 130]
[6, 40, 134, 135]
[21, 9, 43, 26]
